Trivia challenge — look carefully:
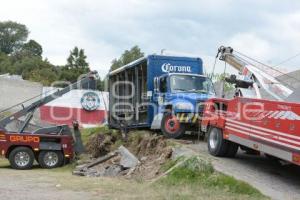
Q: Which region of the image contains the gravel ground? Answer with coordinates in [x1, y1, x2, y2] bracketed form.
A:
[0, 167, 93, 200]
[186, 141, 300, 200]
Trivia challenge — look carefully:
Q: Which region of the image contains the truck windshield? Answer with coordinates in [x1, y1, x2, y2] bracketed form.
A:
[170, 75, 215, 94]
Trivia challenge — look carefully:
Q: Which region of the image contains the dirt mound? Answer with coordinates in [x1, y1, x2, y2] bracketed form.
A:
[128, 134, 173, 179]
[127, 132, 172, 162]
[85, 130, 120, 158]
[81, 130, 173, 180]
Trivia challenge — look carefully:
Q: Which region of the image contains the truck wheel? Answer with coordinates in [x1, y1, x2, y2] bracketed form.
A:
[161, 112, 185, 139]
[38, 151, 64, 169]
[225, 142, 239, 157]
[9, 147, 35, 170]
[207, 127, 229, 157]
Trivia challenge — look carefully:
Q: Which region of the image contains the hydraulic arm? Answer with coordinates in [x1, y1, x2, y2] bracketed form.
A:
[217, 46, 294, 101]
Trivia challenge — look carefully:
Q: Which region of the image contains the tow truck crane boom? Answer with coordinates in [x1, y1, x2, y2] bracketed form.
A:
[217, 46, 294, 101]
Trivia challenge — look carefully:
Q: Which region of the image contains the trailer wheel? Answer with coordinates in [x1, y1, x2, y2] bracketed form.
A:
[207, 127, 229, 157]
[9, 147, 35, 170]
[38, 151, 64, 169]
[161, 112, 185, 139]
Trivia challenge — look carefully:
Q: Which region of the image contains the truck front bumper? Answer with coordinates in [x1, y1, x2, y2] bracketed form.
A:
[175, 113, 201, 123]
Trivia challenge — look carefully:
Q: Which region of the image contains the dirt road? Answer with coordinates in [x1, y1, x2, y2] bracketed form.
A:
[186, 141, 300, 200]
[0, 165, 93, 200]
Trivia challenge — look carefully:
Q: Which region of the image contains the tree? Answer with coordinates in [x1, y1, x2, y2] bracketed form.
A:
[67, 47, 89, 69]
[59, 46, 90, 83]
[0, 21, 29, 54]
[96, 76, 104, 91]
[21, 39, 43, 57]
[109, 45, 144, 71]
[0, 52, 12, 74]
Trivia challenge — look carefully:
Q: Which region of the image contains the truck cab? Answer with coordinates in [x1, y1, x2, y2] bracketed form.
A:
[153, 73, 215, 138]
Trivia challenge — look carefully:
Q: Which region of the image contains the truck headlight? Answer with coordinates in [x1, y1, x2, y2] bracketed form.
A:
[175, 103, 193, 110]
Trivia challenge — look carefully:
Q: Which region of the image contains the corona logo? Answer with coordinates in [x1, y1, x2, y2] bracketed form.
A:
[161, 63, 191, 73]
[10, 136, 40, 143]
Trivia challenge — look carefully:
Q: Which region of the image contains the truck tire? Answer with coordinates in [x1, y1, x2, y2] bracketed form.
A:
[38, 151, 64, 169]
[225, 142, 239, 157]
[161, 112, 186, 139]
[9, 147, 35, 170]
[207, 127, 229, 157]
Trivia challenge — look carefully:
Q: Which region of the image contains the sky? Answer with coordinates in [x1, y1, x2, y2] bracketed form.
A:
[1, 0, 300, 78]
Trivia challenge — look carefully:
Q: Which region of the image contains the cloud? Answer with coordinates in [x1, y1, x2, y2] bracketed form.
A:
[227, 33, 272, 60]
[1, 0, 300, 78]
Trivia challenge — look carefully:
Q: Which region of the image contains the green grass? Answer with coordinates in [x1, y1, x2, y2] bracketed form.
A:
[160, 156, 185, 173]
[159, 156, 266, 198]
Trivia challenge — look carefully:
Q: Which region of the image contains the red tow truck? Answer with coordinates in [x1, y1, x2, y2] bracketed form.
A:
[0, 130, 74, 169]
[0, 71, 97, 169]
[201, 97, 300, 165]
[201, 47, 300, 165]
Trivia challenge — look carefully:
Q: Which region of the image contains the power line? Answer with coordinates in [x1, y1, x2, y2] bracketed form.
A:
[273, 52, 300, 67]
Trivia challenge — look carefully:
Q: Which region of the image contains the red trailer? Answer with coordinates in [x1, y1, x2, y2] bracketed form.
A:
[201, 97, 300, 166]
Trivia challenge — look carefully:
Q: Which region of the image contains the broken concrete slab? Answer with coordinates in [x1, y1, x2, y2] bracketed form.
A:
[84, 168, 99, 177]
[77, 152, 118, 171]
[103, 165, 123, 177]
[118, 145, 140, 168]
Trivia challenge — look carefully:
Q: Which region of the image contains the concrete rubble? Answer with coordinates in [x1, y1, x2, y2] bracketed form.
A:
[118, 145, 140, 168]
[73, 146, 140, 177]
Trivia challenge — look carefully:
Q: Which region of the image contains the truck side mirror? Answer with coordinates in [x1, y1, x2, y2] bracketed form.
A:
[154, 77, 159, 92]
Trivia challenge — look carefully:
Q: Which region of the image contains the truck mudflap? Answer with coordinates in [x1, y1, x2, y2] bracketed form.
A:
[176, 113, 200, 123]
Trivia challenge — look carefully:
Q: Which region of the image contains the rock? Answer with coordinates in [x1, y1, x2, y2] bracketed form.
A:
[72, 170, 85, 176]
[103, 165, 123, 177]
[85, 168, 100, 177]
[75, 164, 87, 171]
[118, 145, 140, 168]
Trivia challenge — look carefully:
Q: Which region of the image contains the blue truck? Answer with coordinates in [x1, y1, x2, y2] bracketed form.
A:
[108, 54, 215, 138]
